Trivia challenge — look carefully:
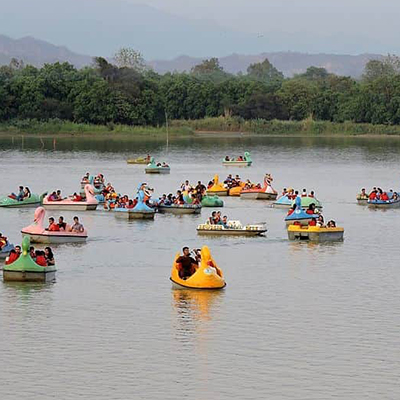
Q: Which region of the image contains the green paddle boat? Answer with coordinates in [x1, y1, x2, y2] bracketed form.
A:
[3, 237, 56, 282]
[0, 192, 46, 208]
[201, 195, 224, 207]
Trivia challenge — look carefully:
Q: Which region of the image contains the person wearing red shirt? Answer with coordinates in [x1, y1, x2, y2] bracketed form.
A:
[35, 251, 47, 267]
[309, 218, 317, 227]
[5, 250, 19, 265]
[47, 217, 60, 231]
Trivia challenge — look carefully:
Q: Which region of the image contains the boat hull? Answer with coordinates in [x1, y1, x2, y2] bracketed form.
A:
[241, 191, 277, 200]
[170, 278, 226, 290]
[357, 199, 368, 205]
[206, 190, 228, 197]
[21, 232, 87, 244]
[114, 210, 155, 219]
[145, 168, 170, 174]
[197, 229, 266, 236]
[158, 206, 201, 215]
[367, 200, 400, 208]
[3, 270, 56, 283]
[222, 161, 252, 167]
[43, 203, 98, 211]
[288, 228, 344, 242]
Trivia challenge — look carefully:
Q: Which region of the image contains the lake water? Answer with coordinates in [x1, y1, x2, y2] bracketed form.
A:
[0, 134, 399, 400]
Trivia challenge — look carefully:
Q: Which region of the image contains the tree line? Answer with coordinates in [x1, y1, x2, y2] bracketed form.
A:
[1, 50, 400, 127]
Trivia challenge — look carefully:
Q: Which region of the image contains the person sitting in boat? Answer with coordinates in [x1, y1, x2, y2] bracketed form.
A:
[381, 191, 389, 201]
[162, 162, 169, 167]
[207, 180, 214, 189]
[308, 218, 317, 227]
[393, 192, 399, 200]
[306, 204, 316, 215]
[224, 174, 233, 185]
[224, 156, 230, 161]
[308, 190, 315, 198]
[358, 188, 368, 199]
[11, 186, 25, 201]
[220, 215, 228, 228]
[70, 216, 84, 233]
[45, 247, 55, 266]
[54, 190, 62, 201]
[301, 189, 307, 197]
[164, 194, 173, 206]
[282, 188, 287, 196]
[208, 211, 217, 224]
[174, 190, 185, 205]
[23, 187, 31, 198]
[191, 194, 200, 205]
[47, 217, 60, 231]
[195, 181, 206, 195]
[72, 192, 83, 202]
[237, 156, 244, 161]
[287, 204, 296, 216]
[58, 216, 67, 231]
[0, 233, 8, 250]
[316, 215, 325, 227]
[81, 173, 90, 184]
[5, 249, 19, 265]
[176, 247, 198, 280]
[180, 180, 191, 192]
[30, 246, 35, 259]
[369, 189, 377, 200]
[215, 211, 222, 224]
[327, 220, 336, 228]
[158, 194, 167, 205]
[35, 250, 47, 267]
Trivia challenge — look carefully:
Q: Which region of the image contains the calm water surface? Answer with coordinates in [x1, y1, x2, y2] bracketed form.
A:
[0, 134, 399, 400]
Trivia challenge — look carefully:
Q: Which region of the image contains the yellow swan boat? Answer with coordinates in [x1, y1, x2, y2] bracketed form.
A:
[228, 181, 245, 196]
[206, 175, 228, 197]
[170, 246, 226, 290]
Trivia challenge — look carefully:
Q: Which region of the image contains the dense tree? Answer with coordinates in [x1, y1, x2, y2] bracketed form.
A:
[247, 58, 284, 84]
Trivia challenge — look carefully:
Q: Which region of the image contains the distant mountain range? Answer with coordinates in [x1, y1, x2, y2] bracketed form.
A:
[0, 34, 381, 78]
[0, 35, 92, 68]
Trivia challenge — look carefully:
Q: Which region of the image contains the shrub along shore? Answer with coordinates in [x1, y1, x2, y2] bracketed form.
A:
[2, 117, 400, 137]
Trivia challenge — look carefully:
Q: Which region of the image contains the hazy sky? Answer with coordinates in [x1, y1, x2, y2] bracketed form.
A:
[130, 0, 397, 39]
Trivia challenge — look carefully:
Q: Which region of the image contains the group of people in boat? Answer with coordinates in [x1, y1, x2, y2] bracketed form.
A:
[46, 216, 85, 233]
[155, 162, 169, 168]
[81, 173, 105, 189]
[207, 211, 228, 227]
[9, 186, 31, 201]
[281, 188, 316, 199]
[5, 245, 55, 267]
[360, 187, 399, 201]
[158, 190, 201, 206]
[224, 155, 246, 162]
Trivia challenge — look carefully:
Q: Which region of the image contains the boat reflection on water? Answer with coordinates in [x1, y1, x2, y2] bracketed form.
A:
[172, 288, 225, 325]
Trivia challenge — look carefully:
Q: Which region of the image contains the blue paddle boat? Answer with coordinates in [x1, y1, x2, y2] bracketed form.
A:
[285, 197, 319, 226]
[368, 192, 400, 209]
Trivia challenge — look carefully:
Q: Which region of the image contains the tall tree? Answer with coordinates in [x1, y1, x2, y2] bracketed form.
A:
[246, 58, 283, 83]
[113, 47, 148, 73]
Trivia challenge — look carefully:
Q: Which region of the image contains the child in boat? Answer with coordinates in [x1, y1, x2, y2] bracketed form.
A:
[47, 217, 60, 231]
[58, 216, 67, 231]
[174, 191, 185, 205]
[30, 246, 35, 259]
[327, 220, 336, 228]
[225, 156, 230, 161]
[208, 211, 217, 224]
[70, 216, 84, 233]
[35, 250, 47, 267]
[45, 247, 55, 266]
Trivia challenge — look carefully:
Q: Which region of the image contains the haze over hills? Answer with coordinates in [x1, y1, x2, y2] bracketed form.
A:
[0, 35, 382, 78]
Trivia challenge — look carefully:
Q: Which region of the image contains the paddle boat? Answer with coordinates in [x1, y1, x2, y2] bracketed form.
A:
[206, 175, 228, 196]
[197, 220, 266, 236]
[201, 195, 224, 207]
[287, 224, 344, 242]
[367, 192, 400, 209]
[145, 157, 170, 174]
[21, 207, 88, 244]
[0, 241, 14, 260]
[158, 204, 202, 215]
[0, 192, 46, 208]
[285, 197, 319, 226]
[241, 174, 278, 200]
[127, 155, 151, 164]
[170, 246, 226, 290]
[114, 183, 155, 219]
[228, 182, 245, 197]
[3, 237, 56, 282]
[43, 185, 98, 211]
[274, 193, 323, 209]
[222, 152, 252, 167]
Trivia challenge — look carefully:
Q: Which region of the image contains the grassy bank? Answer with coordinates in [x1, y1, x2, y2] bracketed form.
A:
[171, 117, 400, 136]
[2, 117, 400, 136]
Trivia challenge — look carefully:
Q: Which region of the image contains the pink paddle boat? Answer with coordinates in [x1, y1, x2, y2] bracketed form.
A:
[21, 207, 88, 244]
[240, 174, 278, 200]
[43, 184, 98, 211]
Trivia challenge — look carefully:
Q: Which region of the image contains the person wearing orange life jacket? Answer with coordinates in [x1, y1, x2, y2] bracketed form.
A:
[35, 250, 47, 267]
[287, 204, 296, 216]
[308, 218, 317, 227]
[47, 217, 60, 231]
[301, 189, 307, 197]
[5, 249, 19, 265]
[381, 192, 389, 201]
[369, 190, 377, 200]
